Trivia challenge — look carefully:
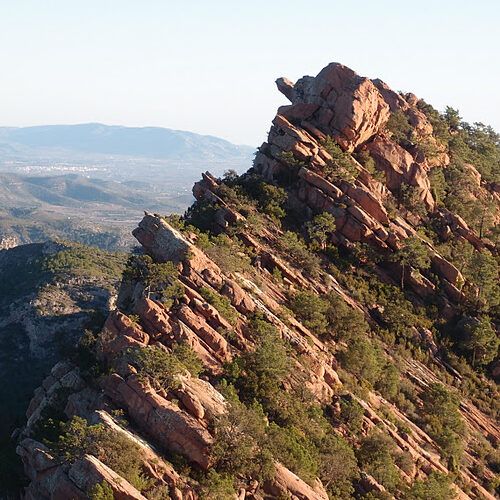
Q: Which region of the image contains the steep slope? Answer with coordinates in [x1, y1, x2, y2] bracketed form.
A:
[14, 63, 500, 500]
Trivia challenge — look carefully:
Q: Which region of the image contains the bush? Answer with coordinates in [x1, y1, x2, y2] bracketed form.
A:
[51, 417, 149, 491]
[461, 316, 499, 367]
[318, 433, 358, 497]
[386, 110, 414, 146]
[212, 398, 274, 481]
[324, 292, 368, 341]
[278, 231, 321, 276]
[289, 290, 328, 335]
[403, 471, 454, 500]
[398, 184, 427, 217]
[122, 255, 184, 307]
[87, 480, 114, 500]
[322, 136, 358, 181]
[267, 423, 319, 483]
[391, 236, 431, 289]
[339, 397, 364, 433]
[340, 338, 385, 386]
[375, 363, 400, 401]
[199, 470, 235, 500]
[203, 234, 253, 274]
[172, 342, 204, 378]
[420, 383, 465, 462]
[225, 318, 290, 410]
[200, 287, 238, 325]
[131, 343, 202, 389]
[305, 212, 336, 250]
[238, 175, 288, 219]
[357, 431, 401, 490]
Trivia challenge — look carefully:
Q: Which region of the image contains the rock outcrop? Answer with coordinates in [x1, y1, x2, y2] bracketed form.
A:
[15, 62, 500, 500]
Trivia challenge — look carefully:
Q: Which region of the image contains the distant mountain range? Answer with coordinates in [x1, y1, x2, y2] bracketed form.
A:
[0, 124, 256, 249]
[0, 123, 254, 162]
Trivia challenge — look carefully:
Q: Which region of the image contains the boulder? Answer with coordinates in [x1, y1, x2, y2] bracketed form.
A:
[221, 278, 256, 314]
[177, 304, 230, 359]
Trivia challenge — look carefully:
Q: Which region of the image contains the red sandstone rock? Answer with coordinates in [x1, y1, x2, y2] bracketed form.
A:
[132, 297, 172, 338]
[177, 304, 229, 359]
[432, 254, 463, 285]
[264, 462, 329, 500]
[277, 63, 390, 151]
[346, 184, 389, 224]
[101, 373, 214, 469]
[69, 454, 147, 499]
[298, 166, 343, 198]
[367, 136, 434, 209]
[221, 278, 256, 314]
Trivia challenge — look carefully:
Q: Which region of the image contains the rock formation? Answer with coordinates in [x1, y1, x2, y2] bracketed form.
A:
[13, 62, 500, 500]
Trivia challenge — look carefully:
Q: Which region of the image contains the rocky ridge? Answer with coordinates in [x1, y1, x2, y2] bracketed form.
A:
[14, 63, 500, 499]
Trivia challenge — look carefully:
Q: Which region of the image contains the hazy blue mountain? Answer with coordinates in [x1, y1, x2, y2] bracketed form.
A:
[0, 123, 254, 161]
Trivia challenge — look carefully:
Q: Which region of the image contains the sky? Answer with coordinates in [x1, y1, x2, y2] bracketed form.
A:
[1, 0, 499, 146]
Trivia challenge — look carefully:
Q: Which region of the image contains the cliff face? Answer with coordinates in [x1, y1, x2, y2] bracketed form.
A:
[15, 63, 500, 500]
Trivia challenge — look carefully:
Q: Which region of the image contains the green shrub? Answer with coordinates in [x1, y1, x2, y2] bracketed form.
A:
[398, 183, 427, 217]
[278, 231, 321, 276]
[200, 287, 238, 325]
[391, 236, 431, 289]
[461, 316, 499, 367]
[305, 212, 336, 250]
[322, 137, 358, 181]
[203, 234, 253, 274]
[375, 363, 400, 401]
[403, 471, 454, 500]
[357, 431, 401, 490]
[212, 398, 274, 481]
[87, 480, 114, 500]
[289, 290, 328, 336]
[51, 416, 149, 491]
[355, 149, 376, 173]
[238, 175, 288, 219]
[172, 342, 204, 377]
[318, 433, 358, 497]
[386, 110, 414, 146]
[225, 318, 290, 410]
[130, 344, 202, 389]
[324, 292, 368, 341]
[339, 338, 384, 386]
[267, 423, 319, 483]
[420, 383, 465, 462]
[199, 470, 235, 500]
[122, 255, 184, 307]
[339, 397, 364, 433]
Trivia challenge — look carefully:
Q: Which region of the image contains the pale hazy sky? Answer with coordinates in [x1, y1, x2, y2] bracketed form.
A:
[1, 0, 499, 145]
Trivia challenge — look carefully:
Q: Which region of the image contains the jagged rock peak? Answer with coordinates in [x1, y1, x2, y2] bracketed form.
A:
[274, 62, 391, 151]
